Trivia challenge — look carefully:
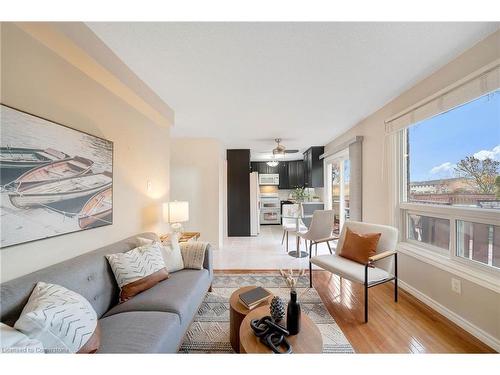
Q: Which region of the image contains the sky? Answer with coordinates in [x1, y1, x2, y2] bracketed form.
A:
[409, 90, 500, 182]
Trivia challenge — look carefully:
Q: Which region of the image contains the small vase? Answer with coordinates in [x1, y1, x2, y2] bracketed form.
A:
[286, 290, 301, 335]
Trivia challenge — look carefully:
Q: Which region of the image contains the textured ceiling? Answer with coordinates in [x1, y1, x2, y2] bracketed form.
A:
[88, 22, 498, 155]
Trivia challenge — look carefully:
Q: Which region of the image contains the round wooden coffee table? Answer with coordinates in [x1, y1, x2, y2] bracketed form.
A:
[229, 286, 273, 353]
[239, 305, 323, 354]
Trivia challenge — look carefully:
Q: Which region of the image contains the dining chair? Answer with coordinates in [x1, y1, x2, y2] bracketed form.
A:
[297, 210, 336, 256]
[281, 203, 307, 252]
[309, 220, 398, 323]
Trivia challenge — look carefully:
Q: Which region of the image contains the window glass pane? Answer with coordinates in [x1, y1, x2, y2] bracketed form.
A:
[407, 90, 500, 209]
[407, 213, 450, 250]
[456, 220, 500, 269]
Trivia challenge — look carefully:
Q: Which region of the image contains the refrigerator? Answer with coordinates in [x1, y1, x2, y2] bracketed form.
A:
[250, 172, 260, 236]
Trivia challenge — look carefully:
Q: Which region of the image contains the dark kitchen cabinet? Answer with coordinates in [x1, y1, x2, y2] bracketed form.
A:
[251, 161, 279, 175]
[251, 160, 305, 189]
[303, 146, 324, 188]
[287, 160, 304, 188]
[278, 162, 289, 189]
[227, 150, 251, 236]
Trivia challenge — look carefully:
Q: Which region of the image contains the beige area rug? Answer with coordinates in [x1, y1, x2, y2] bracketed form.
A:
[179, 273, 354, 353]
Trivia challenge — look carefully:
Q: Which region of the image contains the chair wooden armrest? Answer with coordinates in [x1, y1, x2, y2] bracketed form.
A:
[368, 250, 396, 262]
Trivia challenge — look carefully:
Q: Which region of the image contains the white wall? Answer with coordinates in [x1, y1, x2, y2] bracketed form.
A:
[0, 23, 172, 282]
[170, 138, 224, 248]
[324, 30, 500, 348]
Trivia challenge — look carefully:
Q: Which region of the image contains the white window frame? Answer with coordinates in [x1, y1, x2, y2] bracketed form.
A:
[391, 127, 500, 293]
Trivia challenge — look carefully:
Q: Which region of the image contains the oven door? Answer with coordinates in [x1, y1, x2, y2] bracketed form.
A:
[260, 208, 280, 224]
[260, 197, 280, 209]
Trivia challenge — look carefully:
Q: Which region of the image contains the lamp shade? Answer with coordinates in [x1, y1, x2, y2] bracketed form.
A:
[163, 201, 189, 223]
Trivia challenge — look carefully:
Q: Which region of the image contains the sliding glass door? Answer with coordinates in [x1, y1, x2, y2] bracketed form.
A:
[324, 150, 350, 235]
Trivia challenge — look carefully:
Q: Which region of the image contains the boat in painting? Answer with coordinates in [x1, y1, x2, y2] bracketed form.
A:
[0, 147, 69, 170]
[13, 156, 94, 190]
[78, 187, 112, 229]
[9, 171, 112, 209]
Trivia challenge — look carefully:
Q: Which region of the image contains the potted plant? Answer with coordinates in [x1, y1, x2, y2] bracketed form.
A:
[291, 187, 309, 202]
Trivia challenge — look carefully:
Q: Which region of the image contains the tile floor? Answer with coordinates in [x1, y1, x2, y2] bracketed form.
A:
[213, 224, 336, 270]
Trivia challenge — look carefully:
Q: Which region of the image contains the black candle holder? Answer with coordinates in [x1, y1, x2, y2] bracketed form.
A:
[250, 315, 293, 354]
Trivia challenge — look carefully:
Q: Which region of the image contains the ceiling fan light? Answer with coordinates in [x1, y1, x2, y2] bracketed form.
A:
[266, 160, 279, 167]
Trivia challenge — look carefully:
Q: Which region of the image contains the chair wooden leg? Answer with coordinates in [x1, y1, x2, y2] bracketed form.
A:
[326, 241, 333, 254]
[281, 230, 286, 245]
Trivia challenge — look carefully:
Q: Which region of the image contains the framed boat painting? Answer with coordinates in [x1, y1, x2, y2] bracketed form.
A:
[0, 104, 113, 248]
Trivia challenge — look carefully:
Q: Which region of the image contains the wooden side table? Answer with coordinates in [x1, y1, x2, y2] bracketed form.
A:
[239, 305, 323, 353]
[160, 231, 200, 243]
[229, 286, 273, 353]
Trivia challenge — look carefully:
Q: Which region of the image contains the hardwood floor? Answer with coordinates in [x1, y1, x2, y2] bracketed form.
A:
[215, 269, 495, 353]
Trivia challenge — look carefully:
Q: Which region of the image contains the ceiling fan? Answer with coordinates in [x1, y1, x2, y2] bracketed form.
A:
[266, 138, 299, 167]
[272, 138, 299, 156]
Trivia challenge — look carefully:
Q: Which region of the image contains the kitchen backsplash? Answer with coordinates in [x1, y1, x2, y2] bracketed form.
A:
[260, 187, 323, 202]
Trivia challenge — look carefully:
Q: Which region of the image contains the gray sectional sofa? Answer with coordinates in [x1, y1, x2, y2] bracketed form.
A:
[0, 232, 213, 353]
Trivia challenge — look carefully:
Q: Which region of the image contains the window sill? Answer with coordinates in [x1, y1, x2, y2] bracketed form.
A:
[397, 242, 500, 294]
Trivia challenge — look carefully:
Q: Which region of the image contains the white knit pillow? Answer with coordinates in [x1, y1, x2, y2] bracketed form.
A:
[13, 282, 98, 353]
[1, 322, 44, 354]
[105, 242, 167, 288]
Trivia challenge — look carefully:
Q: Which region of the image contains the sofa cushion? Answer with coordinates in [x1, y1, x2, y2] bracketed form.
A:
[311, 254, 390, 284]
[102, 269, 210, 326]
[97, 311, 181, 353]
[338, 227, 381, 265]
[0, 232, 159, 326]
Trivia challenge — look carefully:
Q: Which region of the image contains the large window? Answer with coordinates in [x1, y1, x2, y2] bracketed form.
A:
[396, 89, 500, 274]
[407, 90, 499, 209]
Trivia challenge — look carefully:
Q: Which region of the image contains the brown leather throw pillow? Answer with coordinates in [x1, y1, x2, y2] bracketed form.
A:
[77, 322, 101, 354]
[120, 268, 169, 302]
[339, 227, 381, 265]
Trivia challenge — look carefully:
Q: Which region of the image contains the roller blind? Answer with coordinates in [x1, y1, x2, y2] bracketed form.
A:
[385, 62, 500, 134]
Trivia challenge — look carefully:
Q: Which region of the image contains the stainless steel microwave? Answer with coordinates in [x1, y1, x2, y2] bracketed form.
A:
[258, 173, 279, 185]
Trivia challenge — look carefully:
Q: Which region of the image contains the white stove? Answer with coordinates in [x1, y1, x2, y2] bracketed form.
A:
[260, 193, 280, 224]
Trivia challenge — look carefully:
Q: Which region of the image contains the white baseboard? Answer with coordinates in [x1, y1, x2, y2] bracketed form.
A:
[398, 280, 499, 352]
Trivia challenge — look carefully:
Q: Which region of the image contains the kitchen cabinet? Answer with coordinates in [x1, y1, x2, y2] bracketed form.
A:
[228, 150, 251, 236]
[287, 160, 304, 188]
[278, 162, 289, 189]
[251, 160, 305, 189]
[303, 146, 324, 188]
[251, 161, 278, 175]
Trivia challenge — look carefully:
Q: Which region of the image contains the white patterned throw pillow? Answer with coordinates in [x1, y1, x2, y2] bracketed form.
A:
[13, 282, 99, 354]
[106, 242, 169, 302]
[1, 322, 44, 354]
